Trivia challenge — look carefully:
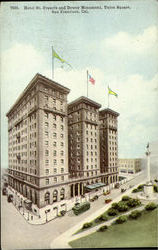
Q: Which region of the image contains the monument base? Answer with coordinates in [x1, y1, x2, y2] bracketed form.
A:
[138, 182, 157, 201]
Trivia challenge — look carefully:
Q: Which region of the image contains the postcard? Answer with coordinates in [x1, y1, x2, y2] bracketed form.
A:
[1, 0, 158, 249]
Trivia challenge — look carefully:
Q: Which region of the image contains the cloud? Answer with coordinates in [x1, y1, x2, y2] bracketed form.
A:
[102, 26, 158, 55]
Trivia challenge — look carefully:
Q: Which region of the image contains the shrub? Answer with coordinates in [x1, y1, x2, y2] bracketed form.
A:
[115, 215, 127, 224]
[145, 202, 157, 211]
[117, 201, 129, 212]
[72, 202, 90, 215]
[117, 203, 129, 212]
[129, 210, 142, 219]
[122, 195, 131, 201]
[95, 214, 108, 223]
[111, 202, 119, 209]
[137, 184, 144, 191]
[107, 208, 118, 216]
[132, 188, 138, 193]
[82, 222, 92, 229]
[97, 225, 108, 232]
[153, 184, 158, 193]
[127, 198, 141, 207]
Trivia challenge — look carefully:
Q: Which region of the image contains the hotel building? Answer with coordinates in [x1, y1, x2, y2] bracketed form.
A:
[6, 73, 119, 216]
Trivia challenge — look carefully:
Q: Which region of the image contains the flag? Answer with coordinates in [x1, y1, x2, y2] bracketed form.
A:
[88, 73, 95, 85]
[108, 86, 118, 97]
[53, 49, 72, 68]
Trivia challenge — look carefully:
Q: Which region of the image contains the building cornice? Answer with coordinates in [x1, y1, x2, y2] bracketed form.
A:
[68, 96, 101, 109]
[6, 73, 70, 117]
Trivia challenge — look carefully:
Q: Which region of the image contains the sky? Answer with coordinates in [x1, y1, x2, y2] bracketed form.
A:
[1, 0, 158, 168]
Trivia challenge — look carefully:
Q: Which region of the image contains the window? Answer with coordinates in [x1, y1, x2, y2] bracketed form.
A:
[53, 141, 57, 147]
[45, 112, 48, 118]
[61, 142, 64, 147]
[61, 168, 64, 173]
[53, 150, 57, 156]
[53, 115, 56, 121]
[54, 177, 57, 183]
[61, 150, 64, 156]
[61, 125, 64, 130]
[45, 131, 48, 136]
[60, 188, 65, 200]
[61, 176, 64, 181]
[45, 150, 49, 156]
[61, 117, 63, 122]
[61, 159, 64, 164]
[45, 192, 50, 204]
[45, 178, 49, 185]
[45, 159, 49, 165]
[54, 168, 57, 173]
[45, 141, 49, 146]
[53, 190, 58, 202]
[45, 169, 49, 174]
[61, 134, 64, 138]
[53, 132, 57, 138]
[53, 123, 56, 129]
[54, 159, 57, 165]
[45, 122, 49, 127]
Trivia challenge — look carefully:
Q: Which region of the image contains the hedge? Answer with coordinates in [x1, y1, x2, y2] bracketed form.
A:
[127, 198, 141, 207]
[82, 222, 92, 229]
[122, 195, 131, 201]
[115, 215, 128, 224]
[97, 225, 108, 232]
[145, 202, 157, 211]
[129, 210, 142, 219]
[107, 208, 118, 216]
[95, 214, 108, 223]
[117, 201, 129, 212]
[72, 202, 90, 215]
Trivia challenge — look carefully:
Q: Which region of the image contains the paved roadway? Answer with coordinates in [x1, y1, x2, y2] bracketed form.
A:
[1, 171, 148, 250]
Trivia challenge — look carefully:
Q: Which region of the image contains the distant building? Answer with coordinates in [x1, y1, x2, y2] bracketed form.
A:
[118, 158, 141, 174]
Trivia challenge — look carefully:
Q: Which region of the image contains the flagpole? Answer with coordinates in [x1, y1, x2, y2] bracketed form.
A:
[108, 85, 109, 108]
[87, 70, 88, 98]
[52, 46, 54, 80]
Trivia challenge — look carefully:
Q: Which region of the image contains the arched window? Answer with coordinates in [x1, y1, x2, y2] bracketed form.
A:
[45, 192, 50, 205]
[60, 188, 65, 200]
[53, 190, 58, 202]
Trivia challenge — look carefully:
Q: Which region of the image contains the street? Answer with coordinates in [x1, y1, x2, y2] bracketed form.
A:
[1, 171, 148, 249]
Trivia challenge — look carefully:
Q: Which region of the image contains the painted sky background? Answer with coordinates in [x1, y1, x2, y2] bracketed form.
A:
[1, 0, 158, 168]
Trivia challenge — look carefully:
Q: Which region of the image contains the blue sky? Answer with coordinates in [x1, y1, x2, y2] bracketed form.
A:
[1, 1, 158, 168]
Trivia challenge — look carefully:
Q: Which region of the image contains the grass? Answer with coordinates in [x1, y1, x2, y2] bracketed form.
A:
[69, 208, 158, 248]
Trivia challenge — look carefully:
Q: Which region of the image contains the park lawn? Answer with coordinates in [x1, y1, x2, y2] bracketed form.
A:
[69, 208, 158, 248]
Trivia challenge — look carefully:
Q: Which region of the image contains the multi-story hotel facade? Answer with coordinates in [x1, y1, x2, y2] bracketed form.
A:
[6, 73, 119, 216]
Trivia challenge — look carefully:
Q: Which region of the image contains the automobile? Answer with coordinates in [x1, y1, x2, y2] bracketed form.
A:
[105, 198, 112, 204]
[121, 188, 126, 193]
[7, 194, 13, 202]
